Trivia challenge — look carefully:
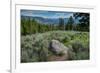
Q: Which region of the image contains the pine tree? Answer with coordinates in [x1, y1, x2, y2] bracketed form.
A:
[59, 18, 64, 30]
[73, 13, 89, 31]
[66, 16, 74, 30]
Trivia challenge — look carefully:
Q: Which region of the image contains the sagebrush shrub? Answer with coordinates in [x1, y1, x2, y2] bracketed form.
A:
[21, 31, 89, 62]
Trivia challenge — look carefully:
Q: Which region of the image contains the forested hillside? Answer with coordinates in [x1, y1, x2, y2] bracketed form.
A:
[21, 13, 89, 35]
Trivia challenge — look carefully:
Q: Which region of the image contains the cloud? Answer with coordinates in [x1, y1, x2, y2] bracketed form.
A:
[21, 10, 74, 18]
[52, 12, 73, 18]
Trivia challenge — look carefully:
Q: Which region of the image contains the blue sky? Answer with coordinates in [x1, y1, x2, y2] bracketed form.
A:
[21, 10, 74, 18]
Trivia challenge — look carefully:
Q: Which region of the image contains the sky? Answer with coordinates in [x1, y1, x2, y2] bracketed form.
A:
[21, 10, 74, 19]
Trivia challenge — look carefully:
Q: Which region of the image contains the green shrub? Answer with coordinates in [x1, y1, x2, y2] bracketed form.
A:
[21, 31, 89, 62]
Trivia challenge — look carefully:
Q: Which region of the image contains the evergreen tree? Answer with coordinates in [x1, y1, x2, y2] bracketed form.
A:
[66, 16, 74, 30]
[73, 13, 90, 31]
[59, 18, 64, 30]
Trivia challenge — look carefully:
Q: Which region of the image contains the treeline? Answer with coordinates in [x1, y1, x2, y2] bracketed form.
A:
[21, 17, 60, 35]
[21, 13, 89, 35]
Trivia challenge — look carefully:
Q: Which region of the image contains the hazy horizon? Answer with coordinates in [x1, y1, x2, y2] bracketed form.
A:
[21, 10, 74, 19]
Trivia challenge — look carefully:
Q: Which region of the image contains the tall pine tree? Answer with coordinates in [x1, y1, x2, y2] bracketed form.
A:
[66, 16, 74, 30]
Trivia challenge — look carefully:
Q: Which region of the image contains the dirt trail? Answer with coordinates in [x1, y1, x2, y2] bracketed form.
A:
[48, 54, 68, 61]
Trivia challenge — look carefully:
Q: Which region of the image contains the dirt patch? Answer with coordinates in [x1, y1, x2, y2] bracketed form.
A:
[47, 54, 68, 61]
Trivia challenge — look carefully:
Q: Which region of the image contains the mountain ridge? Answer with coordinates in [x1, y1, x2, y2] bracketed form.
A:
[21, 16, 68, 25]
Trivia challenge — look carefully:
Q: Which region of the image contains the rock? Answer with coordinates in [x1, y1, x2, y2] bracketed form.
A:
[49, 39, 69, 55]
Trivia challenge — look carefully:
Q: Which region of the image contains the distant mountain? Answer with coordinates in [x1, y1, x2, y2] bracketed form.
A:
[34, 17, 68, 25]
[21, 16, 68, 25]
